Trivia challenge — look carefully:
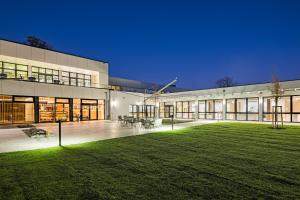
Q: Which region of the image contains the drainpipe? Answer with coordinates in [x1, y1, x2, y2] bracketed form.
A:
[105, 90, 111, 120]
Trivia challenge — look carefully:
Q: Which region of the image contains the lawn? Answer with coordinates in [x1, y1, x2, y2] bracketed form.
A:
[0, 123, 299, 200]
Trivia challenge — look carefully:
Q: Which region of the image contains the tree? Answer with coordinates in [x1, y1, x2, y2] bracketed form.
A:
[25, 36, 52, 50]
[215, 76, 236, 88]
[270, 75, 284, 128]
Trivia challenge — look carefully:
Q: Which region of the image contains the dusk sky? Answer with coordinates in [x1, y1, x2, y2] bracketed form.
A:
[1, 0, 300, 89]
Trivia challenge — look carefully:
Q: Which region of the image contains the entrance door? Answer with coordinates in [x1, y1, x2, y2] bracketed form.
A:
[165, 105, 174, 118]
[90, 105, 97, 120]
[81, 105, 98, 121]
[81, 105, 90, 121]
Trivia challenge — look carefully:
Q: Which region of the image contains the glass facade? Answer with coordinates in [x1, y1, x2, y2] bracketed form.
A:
[129, 105, 156, 118]
[0, 60, 92, 88]
[198, 99, 223, 120]
[0, 95, 105, 124]
[226, 98, 259, 121]
[176, 101, 196, 119]
[263, 96, 300, 122]
[0, 96, 34, 124]
[62, 71, 91, 87]
[31, 67, 59, 83]
[159, 102, 174, 118]
[0, 62, 29, 80]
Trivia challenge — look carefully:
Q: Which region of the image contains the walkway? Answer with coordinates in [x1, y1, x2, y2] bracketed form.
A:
[0, 120, 213, 153]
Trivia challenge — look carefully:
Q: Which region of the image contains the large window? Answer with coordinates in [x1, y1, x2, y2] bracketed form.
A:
[55, 98, 69, 121]
[263, 96, 300, 122]
[98, 100, 105, 120]
[198, 100, 206, 119]
[226, 99, 236, 120]
[62, 71, 91, 87]
[32, 67, 58, 83]
[62, 71, 70, 85]
[129, 105, 156, 118]
[292, 96, 300, 122]
[0, 96, 34, 124]
[39, 97, 55, 122]
[198, 99, 223, 120]
[0, 62, 28, 80]
[226, 98, 259, 121]
[159, 102, 174, 118]
[263, 96, 291, 122]
[73, 99, 81, 121]
[176, 101, 196, 119]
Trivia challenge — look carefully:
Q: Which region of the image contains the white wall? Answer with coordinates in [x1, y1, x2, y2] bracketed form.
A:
[0, 40, 109, 88]
[110, 91, 147, 120]
[0, 79, 108, 99]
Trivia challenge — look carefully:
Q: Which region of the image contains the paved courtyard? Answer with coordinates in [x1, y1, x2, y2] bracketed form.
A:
[0, 120, 214, 153]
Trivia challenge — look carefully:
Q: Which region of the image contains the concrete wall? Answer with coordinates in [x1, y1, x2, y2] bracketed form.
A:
[110, 91, 149, 120]
[0, 79, 108, 100]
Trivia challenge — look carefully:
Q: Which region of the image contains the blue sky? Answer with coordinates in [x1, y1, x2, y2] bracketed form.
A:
[1, 0, 300, 89]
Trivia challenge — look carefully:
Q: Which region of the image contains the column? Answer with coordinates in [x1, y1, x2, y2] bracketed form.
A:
[259, 96, 263, 122]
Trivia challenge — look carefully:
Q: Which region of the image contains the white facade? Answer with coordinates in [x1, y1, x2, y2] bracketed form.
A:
[1, 39, 300, 123]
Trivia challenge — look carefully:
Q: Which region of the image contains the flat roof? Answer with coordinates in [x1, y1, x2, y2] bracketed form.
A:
[0, 38, 108, 64]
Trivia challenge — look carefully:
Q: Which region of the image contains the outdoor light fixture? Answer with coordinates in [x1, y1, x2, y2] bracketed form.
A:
[111, 100, 118, 107]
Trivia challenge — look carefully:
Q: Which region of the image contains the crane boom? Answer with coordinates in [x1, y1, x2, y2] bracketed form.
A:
[144, 78, 177, 102]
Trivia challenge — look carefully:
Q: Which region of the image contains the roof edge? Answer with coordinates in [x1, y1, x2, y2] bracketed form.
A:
[0, 38, 109, 64]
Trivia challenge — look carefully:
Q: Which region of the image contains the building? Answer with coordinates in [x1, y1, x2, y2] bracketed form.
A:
[0, 39, 109, 124]
[1, 38, 300, 124]
[109, 76, 188, 93]
[155, 80, 300, 123]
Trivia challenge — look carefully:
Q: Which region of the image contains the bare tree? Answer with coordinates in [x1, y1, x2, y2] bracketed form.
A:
[25, 36, 52, 50]
[215, 76, 236, 88]
[270, 75, 284, 128]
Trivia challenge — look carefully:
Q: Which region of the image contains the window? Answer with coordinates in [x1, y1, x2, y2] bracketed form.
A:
[39, 97, 55, 122]
[214, 100, 223, 120]
[32, 66, 58, 83]
[176, 101, 195, 119]
[98, 100, 105, 120]
[16, 64, 28, 80]
[73, 99, 81, 122]
[263, 97, 291, 122]
[84, 75, 91, 87]
[236, 99, 246, 121]
[198, 99, 223, 120]
[247, 98, 259, 121]
[62, 71, 70, 85]
[3, 63, 16, 78]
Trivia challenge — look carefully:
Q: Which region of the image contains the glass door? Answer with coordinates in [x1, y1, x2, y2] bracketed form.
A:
[55, 103, 69, 121]
[81, 105, 90, 121]
[165, 105, 174, 118]
[90, 105, 97, 120]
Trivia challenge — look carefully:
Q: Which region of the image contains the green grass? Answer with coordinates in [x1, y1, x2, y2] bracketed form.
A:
[0, 123, 300, 200]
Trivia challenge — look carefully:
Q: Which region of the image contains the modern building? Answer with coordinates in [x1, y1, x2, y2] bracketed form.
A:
[109, 76, 188, 93]
[0, 39, 109, 124]
[155, 80, 300, 123]
[1, 38, 300, 125]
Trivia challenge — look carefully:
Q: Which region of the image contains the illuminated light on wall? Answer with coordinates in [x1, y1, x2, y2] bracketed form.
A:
[111, 100, 118, 107]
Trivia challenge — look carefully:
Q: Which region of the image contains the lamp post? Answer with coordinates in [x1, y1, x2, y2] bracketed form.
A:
[58, 120, 62, 146]
[171, 114, 174, 130]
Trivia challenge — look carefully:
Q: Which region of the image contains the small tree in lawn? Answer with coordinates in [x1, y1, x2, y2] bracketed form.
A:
[271, 75, 284, 128]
